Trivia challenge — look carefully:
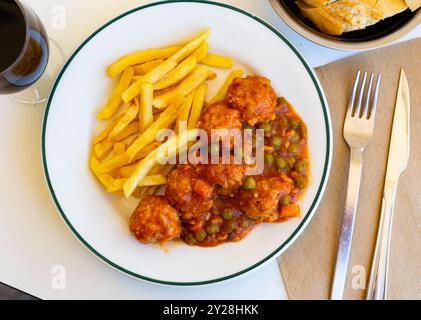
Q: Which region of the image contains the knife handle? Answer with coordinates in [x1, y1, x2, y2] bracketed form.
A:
[366, 181, 398, 300]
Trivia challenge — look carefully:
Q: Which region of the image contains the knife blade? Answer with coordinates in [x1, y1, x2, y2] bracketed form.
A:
[366, 68, 411, 300]
[385, 68, 411, 183]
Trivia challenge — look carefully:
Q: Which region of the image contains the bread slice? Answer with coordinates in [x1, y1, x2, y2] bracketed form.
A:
[297, 0, 409, 35]
[301, 0, 337, 7]
[405, 0, 421, 10]
[377, 0, 410, 17]
[297, 1, 346, 35]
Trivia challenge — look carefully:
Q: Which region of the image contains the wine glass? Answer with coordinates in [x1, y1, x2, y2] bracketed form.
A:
[0, 0, 64, 104]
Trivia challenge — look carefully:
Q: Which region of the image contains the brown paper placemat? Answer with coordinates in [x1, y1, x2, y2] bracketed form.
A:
[278, 38, 421, 300]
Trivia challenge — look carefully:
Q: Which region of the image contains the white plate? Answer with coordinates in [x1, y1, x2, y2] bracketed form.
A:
[42, 0, 332, 285]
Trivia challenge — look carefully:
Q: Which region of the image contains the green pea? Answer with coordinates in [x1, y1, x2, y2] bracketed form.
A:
[271, 135, 283, 149]
[194, 230, 207, 242]
[258, 122, 272, 136]
[287, 157, 296, 168]
[264, 153, 274, 165]
[289, 117, 301, 129]
[288, 143, 300, 154]
[295, 159, 307, 174]
[222, 208, 233, 220]
[209, 143, 219, 155]
[290, 130, 301, 143]
[275, 156, 287, 171]
[243, 177, 257, 190]
[281, 195, 291, 205]
[184, 233, 196, 245]
[277, 97, 288, 106]
[244, 123, 254, 130]
[205, 224, 219, 235]
[294, 175, 308, 189]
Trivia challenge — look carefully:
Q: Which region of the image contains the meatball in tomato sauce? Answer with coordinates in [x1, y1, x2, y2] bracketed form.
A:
[129, 195, 181, 244]
[198, 102, 242, 145]
[226, 75, 277, 125]
[239, 175, 294, 222]
[165, 164, 214, 220]
[198, 156, 246, 196]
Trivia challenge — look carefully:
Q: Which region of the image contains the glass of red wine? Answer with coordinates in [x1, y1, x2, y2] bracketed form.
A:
[0, 0, 63, 104]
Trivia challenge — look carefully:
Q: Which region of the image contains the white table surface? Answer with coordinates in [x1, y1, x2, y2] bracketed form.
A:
[0, 0, 419, 300]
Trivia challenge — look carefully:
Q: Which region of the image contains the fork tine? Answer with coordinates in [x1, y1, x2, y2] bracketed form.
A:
[369, 74, 381, 119]
[354, 72, 367, 117]
[362, 73, 374, 118]
[347, 71, 361, 117]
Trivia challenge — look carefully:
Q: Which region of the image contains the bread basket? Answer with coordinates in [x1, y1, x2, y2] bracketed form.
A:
[269, 0, 421, 51]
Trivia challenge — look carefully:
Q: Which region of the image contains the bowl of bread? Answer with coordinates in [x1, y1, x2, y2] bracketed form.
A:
[270, 0, 421, 50]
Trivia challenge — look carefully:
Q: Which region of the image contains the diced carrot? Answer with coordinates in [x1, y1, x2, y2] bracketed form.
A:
[192, 179, 213, 198]
[280, 203, 300, 218]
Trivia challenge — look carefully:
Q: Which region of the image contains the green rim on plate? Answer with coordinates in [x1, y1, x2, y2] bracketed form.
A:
[41, 0, 332, 286]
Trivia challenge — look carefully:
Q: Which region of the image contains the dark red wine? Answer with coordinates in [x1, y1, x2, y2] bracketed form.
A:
[0, 0, 49, 94]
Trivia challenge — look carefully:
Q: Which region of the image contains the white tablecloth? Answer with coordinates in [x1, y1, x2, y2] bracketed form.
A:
[0, 0, 419, 299]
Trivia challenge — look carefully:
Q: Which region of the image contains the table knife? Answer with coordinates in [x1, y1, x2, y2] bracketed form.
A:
[366, 68, 411, 300]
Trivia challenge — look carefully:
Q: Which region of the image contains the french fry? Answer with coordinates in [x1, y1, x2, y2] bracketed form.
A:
[98, 175, 114, 190]
[132, 187, 144, 199]
[95, 153, 127, 175]
[118, 161, 140, 178]
[97, 67, 134, 120]
[122, 60, 177, 103]
[195, 42, 208, 62]
[153, 66, 209, 109]
[161, 164, 176, 177]
[96, 100, 181, 174]
[134, 59, 164, 75]
[125, 98, 184, 161]
[188, 83, 207, 129]
[89, 154, 101, 175]
[123, 129, 199, 197]
[106, 174, 167, 193]
[171, 29, 210, 63]
[89, 155, 114, 189]
[176, 91, 195, 132]
[209, 69, 243, 103]
[106, 46, 180, 78]
[134, 165, 163, 197]
[143, 61, 178, 85]
[206, 70, 217, 80]
[140, 82, 154, 131]
[110, 121, 139, 141]
[132, 141, 161, 162]
[113, 142, 126, 154]
[108, 100, 139, 139]
[94, 140, 114, 159]
[98, 141, 152, 180]
[137, 164, 176, 199]
[93, 114, 124, 145]
[153, 54, 197, 91]
[200, 53, 234, 68]
[122, 30, 210, 103]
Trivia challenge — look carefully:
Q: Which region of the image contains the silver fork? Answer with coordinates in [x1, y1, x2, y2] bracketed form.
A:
[330, 71, 381, 300]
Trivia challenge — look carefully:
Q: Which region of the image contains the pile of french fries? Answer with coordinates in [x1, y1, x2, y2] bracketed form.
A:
[89, 29, 244, 199]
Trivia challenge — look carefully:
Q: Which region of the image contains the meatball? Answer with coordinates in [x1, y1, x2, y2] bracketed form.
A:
[226, 75, 277, 125]
[129, 195, 181, 244]
[165, 164, 214, 220]
[198, 157, 246, 195]
[238, 175, 294, 222]
[198, 102, 242, 146]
